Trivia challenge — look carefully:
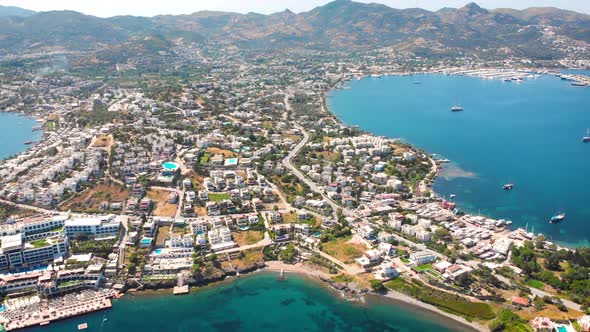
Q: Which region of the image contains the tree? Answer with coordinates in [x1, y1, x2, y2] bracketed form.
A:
[370, 279, 385, 293]
[488, 319, 505, 332]
[280, 243, 297, 263]
[544, 252, 562, 271]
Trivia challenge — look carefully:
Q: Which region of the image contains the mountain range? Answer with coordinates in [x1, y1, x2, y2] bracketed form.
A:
[1, 1, 589, 61]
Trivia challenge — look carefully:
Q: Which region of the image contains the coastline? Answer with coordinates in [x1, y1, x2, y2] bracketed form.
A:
[127, 262, 485, 332]
[0, 110, 45, 161]
[263, 262, 485, 332]
[325, 69, 589, 249]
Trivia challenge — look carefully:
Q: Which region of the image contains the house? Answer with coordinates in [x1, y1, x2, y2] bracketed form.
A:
[377, 242, 394, 256]
[529, 317, 553, 332]
[433, 261, 453, 273]
[356, 249, 382, 269]
[577, 315, 590, 332]
[511, 296, 531, 307]
[357, 224, 375, 240]
[409, 251, 436, 265]
[374, 263, 400, 281]
[444, 264, 471, 281]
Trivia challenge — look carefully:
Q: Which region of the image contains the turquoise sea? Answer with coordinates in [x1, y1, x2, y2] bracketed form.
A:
[0, 112, 42, 159]
[23, 273, 471, 332]
[328, 73, 590, 247]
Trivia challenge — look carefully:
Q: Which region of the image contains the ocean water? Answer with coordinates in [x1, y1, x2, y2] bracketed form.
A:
[23, 273, 470, 332]
[328, 73, 590, 247]
[0, 112, 42, 160]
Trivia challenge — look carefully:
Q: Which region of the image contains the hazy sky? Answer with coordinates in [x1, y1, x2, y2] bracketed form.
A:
[0, 0, 588, 17]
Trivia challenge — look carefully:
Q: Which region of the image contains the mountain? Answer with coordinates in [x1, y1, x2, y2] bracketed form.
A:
[0, 5, 35, 17]
[0, 1, 589, 62]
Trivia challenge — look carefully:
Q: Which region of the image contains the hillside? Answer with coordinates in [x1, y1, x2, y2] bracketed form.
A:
[0, 1, 589, 62]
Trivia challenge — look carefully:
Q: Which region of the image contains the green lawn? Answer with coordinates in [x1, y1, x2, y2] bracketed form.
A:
[385, 278, 496, 320]
[526, 279, 544, 289]
[30, 239, 49, 248]
[208, 193, 230, 202]
[199, 153, 211, 165]
[414, 263, 432, 272]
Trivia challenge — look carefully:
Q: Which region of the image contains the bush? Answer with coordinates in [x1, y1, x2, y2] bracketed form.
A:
[370, 279, 385, 293]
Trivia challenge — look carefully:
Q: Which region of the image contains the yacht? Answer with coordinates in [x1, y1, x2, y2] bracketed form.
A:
[502, 183, 514, 191]
[450, 106, 463, 112]
[549, 213, 566, 224]
[583, 129, 590, 142]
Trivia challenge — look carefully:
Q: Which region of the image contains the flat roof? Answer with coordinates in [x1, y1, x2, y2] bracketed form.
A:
[1, 234, 23, 251]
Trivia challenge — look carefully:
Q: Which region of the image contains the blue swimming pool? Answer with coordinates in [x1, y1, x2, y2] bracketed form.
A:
[162, 162, 179, 170]
[155, 249, 162, 254]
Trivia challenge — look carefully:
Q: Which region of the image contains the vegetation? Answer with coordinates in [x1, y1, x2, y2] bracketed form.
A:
[512, 242, 590, 307]
[321, 236, 364, 264]
[488, 309, 533, 332]
[71, 238, 117, 258]
[385, 278, 496, 320]
[208, 193, 230, 202]
[279, 243, 298, 263]
[30, 239, 49, 248]
[370, 279, 386, 293]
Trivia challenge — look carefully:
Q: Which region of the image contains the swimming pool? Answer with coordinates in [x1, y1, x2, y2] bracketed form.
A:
[162, 162, 179, 170]
[557, 326, 567, 332]
[155, 249, 162, 254]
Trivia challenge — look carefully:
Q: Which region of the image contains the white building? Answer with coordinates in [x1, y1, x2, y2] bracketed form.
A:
[64, 215, 121, 239]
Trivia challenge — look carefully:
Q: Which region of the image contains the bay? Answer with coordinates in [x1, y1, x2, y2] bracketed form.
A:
[328, 73, 590, 247]
[0, 112, 43, 160]
[23, 272, 470, 332]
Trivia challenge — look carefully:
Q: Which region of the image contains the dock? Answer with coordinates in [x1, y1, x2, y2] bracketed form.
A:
[173, 285, 189, 295]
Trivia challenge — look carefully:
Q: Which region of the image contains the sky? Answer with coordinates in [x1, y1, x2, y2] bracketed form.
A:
[0, 0, 588, 17]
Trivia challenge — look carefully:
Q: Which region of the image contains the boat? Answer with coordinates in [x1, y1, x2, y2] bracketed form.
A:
[450, 194, 456, 199]
[549, 213, 566, 224]
[502, 183, 514, 191]
[450, 106, 463, 112]
[78, 323, 88, 330]
[24, 141, 33, 145]
[583, 129, 590, 142]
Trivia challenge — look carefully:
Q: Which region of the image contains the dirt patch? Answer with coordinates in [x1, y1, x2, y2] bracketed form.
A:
[155, 226, 170, 247]
[322, 236, 366, 264]
[61, 183, 129, 212]
[91, 134, 113, 149]
[231, 250, 263, 270]
[185, 170, 204, 190]
[315, 151, 340, 162]
[147, 188, 178, 217]
[232, 230, 264, 246]
[206, 147, 237, 158]
[516, 305, 583, 321]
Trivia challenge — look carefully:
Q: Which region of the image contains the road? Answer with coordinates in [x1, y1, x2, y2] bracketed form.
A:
[0, 198, 56, 214]
[281, 96, 352, 219]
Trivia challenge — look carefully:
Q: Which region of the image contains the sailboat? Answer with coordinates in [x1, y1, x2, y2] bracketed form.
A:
[583, 128, 590, 142]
